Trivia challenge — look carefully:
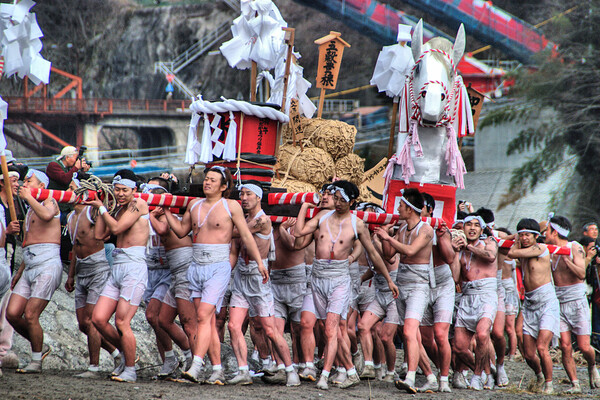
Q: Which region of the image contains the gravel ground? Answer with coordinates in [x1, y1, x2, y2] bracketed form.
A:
[2, 350, 598, 400]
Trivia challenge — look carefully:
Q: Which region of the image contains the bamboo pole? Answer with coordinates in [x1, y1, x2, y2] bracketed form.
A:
[387, 96, 400, 159]
[317, 88, 326, 118]
[250, 61, 257, 102]
[0, 154, 16, 222]
[281, 28, 295, 112]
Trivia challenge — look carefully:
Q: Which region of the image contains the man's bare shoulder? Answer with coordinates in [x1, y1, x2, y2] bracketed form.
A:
[419, 223, 434, 238]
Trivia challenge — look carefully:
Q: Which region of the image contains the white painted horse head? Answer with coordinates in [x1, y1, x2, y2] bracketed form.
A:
[410, 20, 465, 125]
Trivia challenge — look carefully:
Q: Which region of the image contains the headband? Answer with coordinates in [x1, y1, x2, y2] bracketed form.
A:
[327, 185, 349, 202]
[517, 229, 540, 236]
[209, 166, 229, 188]
[72, 172, 81, 188]
[400, 196, 422, 213]
[463, 215, 486, 229]
[549, 222, 570, 237]
[0, 171, 19, 181]
[452, 219, 464, 228]
[141, 183, 168, 194]
[112, 175, 137, 189]
[239, 183, 263, 199]
[356, 202, 385, 214]
[26, 169, 49, 188]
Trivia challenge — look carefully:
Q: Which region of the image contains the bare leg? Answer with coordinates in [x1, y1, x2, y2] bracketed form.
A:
[192, 299, 217, 360]
[505, 314, 517, 357]
[492, 310, 506, 366]
[300, 311, 317, 363]
[76, 305, 102, 366]
[259, 316, 292, 367]
[323, 313, 341, 372]
[433, 322, 452, 377]
[357, 311, 380, 362]
[228, 306, 250, 367]
[207, 314, 221, 365]
[158, 302, 190, 352]
[215, 306, 228, 343]
[379, 322, 398, 371]
[250, 317, 271, 360]
[536, 330, 554, 381]
[6, 294, 30, 342]
[146, 298, 171, 361]
[453, 327, 475, 371]
[113, 299, 140, 367]
[474, 318, 492, 375]
[522, 333, 542, 375]
[91, 296, 119, 351]
[176, 298, 198, 354]
[347, 308, 359, 354]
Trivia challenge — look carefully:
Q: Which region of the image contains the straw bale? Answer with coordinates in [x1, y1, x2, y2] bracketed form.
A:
[271, 178, 317, 194]
[302, 118, 356, 160]
[335, 153, 365, 185]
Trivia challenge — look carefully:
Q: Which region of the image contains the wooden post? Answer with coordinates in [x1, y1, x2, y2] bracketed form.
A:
[235, 113, 245, 176]
[0, 155, 16, 222]
[387, 96, 399, 159]
[281, 28, 295, 112]
[317, 88, 326, 119]
[250, 61, 257, 102]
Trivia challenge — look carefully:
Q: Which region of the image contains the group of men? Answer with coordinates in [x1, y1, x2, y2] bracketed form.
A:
[0, 148, 599, 395]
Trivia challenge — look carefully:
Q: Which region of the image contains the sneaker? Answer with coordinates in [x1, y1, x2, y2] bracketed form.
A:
[489, 362, 496, 377]
[439, 380, 452, 393]
[316, 374, 329, 390]
[184, 356, 193, 372]
[111, 368, 136, 383]
[338, 373, 360, 389]
[74, 370, 101, 379]
[418, 377, 438, 393]
[181, 366, 202, 383]
[398, 363, 408, 380]
[1, 352, 19, 369]
[484, 373, 495, 390]
[469, 374, 483, 391]
[565, 382, 582, 394]
[16, 360, 42, 374]
[299, 366, 318, 381]
[228, 370, 253, 385]
[205, 369, 226, 385]
[262, 369, 286, 384]
[286, 370, 301, 387]
[111, 357, 125, 377]
[382, 371, 398, 383]
[452, 371, 468, 389]
[375, 365, 386, 380]
[41, 344, 51, 361]
[331, 370, 347, 385]
[157, 356, 180, 378]
[590, 366, 600, 389]
[496, 365, 509, 387]
[395, 378, 417, 394]
[353, 351, 364, 374]
[541, 381, 554, 394]
[360, 364, 376, 379]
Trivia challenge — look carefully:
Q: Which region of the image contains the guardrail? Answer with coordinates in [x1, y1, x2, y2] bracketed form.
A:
[4, 97, 192, 116]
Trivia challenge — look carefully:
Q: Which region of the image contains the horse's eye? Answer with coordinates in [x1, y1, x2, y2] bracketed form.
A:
[441, 93, 446, 101]
[420, 90, 427, 98]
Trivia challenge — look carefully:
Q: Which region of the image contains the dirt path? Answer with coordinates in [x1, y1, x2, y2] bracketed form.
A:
[2, 354, 598, 400]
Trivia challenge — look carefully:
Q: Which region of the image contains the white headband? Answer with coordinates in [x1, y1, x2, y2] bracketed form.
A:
[517, 229, 540, 236]
[464, 215, 486, 229]
[549, 222, 570, 237]
[0, 171, 19, 181]
[239, 183, 263, 199]
[141, 183, 168, 194]
[26, 169, 49, 188]
[112, 175, 137, 189]
[452, 219, 464, 228]
[400, 196, 422, 213]
[328, 185, 349, 202]
[356, 202, 385, 214]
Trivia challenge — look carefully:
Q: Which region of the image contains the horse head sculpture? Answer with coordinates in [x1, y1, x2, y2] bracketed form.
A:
[410, 19, 465, 125]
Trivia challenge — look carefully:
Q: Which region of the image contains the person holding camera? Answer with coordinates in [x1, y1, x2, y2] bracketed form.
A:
[46, 146, 91, 219]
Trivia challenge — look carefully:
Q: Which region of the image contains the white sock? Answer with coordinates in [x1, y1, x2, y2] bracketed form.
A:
[277, 363, 285, 371]
[406, 370, 416, 382]
[365, 361, 374, 367]
[239, 365, 249, 371]
[347, 367, 357, 376]
[440, 375, 449, 382]
[111, 349, 120, 358]
[164, 350, 175, 358]
[31, 352, 42, 361]
[337, 367, 346, 373]
[123, 366, 135, 374]
[462, 370, 469, 377]
[427, 373, 437, 383]
[88, 365, 99, 372]
[402, 362, 408, 369]
[183, 349, 192, 359]
[285, 365, 294, 373]
[298, 363, 305, 369]
[213, 364, 222, 371]
[306, 362, 314, 368]
[262, 358, 270, 367]
[321, 370, 330, 378]
[572, 379, 579, 385]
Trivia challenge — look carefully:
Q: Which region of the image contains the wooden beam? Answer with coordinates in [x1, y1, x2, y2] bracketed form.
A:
[24, 119, 72, 148]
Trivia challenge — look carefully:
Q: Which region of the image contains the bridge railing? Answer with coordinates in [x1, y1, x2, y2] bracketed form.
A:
[4, 97, 192, 116]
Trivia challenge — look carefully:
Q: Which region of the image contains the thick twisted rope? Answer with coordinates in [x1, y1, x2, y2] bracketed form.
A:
[75, 176, 117, 214]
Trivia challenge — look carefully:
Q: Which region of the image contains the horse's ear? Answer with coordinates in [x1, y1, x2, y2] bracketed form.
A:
[411, 19, 423, 62]
[452, 24, 466, 66]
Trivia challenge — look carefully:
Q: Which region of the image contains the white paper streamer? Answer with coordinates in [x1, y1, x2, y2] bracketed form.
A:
[370, 25, 414, 98]
[267, 50, 315, 118]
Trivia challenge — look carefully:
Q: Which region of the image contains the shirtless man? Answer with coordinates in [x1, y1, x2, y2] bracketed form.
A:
[163, 166, 263, 384]
[65, 174, 119, 378]
[0, 201, 16, 377]
[296, 180, 398, 390]
[375, 188, 435, 393]
[297, 184, 333, 382]
[419, 218, 456, 393]
[7, 169, 61, 373]
[227, 183, 300, 386]
[505, 218, 560, 394]
[452, 214, 498, 391]
[545, 215, 600, 392]
[87, 170, 150, 383]
[270, 217, 307, 378]
[496, 227, 519, 362]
